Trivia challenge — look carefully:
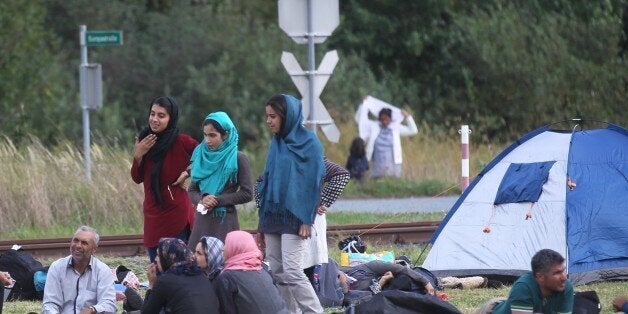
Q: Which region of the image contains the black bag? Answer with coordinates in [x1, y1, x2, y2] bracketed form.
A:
[573, 290, 601, 314]
[314, 260, 345, 307]
[412, 266, 442, 290]
[383, 273, 429, 294]
[0, 249, 45, 301]
[348, 290, 461, 314]
[338, 235, 366, 253]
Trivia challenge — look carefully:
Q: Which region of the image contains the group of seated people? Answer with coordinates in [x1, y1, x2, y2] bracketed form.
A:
[1, 225, 624, 313]
[38, 225, 288, 314]
[33, 225, 439, 314]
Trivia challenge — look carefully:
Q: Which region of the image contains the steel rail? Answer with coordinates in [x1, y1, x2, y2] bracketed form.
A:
[0, 221, 440, 259]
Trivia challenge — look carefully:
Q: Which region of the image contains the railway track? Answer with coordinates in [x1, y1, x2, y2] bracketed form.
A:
[0, 221, 440, 259]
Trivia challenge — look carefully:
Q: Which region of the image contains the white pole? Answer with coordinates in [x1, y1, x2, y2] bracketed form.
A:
[459, 125, 471, 192]
[306, 0, 316, 133]
[80, 25, 91, 181]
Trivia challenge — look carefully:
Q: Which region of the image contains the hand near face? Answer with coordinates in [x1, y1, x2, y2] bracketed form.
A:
[0, 271, 12, 286]
[133, 134, 157, 162]
[255, 233, 266, 251]
[147, 263, 158, 289]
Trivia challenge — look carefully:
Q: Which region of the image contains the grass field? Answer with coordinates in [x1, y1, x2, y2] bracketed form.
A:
[3, 249, 626, 314]
[0, 120, 497, 240]
[1, 123, 626, 313]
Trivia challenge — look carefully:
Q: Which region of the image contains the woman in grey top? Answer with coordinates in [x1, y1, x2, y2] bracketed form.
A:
[213, 231, 288, 314]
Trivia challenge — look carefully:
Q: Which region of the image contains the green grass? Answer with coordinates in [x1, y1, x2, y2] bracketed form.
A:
[237, 205, 447, 230]
[3, 125, 624, 313]
[4, 248, 626, 314]
[341, 178, 460, 198]
[0, 120, 500, 240]
[2, 203, 446, 240]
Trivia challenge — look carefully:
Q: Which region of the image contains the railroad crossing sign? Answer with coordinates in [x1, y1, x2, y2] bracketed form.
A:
[281, 50, 340, 142]
[278, 0, 340, 141]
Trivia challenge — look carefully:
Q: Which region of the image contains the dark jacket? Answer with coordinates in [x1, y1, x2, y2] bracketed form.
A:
[213, 269, 289, 314]
[142, 272, 219, 314]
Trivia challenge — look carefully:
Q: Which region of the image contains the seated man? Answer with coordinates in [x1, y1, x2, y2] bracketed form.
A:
[42, 225, 117, 314]
[487, 249, 573, 314]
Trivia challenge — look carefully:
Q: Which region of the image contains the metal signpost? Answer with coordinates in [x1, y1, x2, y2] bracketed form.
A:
[278, 0, 340, 142]
[79, 25, 123, 181]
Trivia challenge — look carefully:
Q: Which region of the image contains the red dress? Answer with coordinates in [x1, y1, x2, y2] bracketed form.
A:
[131, 134, 198, 248]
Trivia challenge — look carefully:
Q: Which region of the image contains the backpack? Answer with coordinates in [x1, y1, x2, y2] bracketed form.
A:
[0, 249, 45, 301]
[314, 260, 345, 307]
[411, 266, 442, 291]
[338, 235, 367, 253]
[573, 290, 601, 314]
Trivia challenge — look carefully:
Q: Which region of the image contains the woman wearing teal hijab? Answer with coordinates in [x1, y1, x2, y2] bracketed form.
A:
[256, 94, 326, 313]
[187, 111, 253, 248]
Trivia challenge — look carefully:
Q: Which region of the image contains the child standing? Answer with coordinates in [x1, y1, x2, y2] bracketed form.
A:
[345, 137, 369, 182]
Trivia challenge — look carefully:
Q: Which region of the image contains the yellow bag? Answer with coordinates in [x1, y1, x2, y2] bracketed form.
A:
[340, 252, 350, 266]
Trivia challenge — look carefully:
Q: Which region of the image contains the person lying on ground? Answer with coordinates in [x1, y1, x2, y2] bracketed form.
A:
[338, 260, 435, 295]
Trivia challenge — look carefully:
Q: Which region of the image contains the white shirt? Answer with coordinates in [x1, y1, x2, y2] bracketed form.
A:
[42, 255, 117, 314]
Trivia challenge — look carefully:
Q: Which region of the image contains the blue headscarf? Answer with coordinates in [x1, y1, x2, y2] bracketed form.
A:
[190, 112, 239, 222]
[257, 94, 325, 229]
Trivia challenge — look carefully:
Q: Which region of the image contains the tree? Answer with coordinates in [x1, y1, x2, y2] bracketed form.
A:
[0, 0, 75, 143]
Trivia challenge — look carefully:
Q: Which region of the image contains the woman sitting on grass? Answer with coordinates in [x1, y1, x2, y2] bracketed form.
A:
[214, 230, 288, 314]
[142, 238, 219, 313]
[194, 236, 224, 280]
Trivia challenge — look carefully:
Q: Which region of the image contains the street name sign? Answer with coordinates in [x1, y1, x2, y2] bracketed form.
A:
[85, 31, 123, 46]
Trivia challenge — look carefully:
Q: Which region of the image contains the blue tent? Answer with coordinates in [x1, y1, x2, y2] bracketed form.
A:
[423, 123, 628, 285]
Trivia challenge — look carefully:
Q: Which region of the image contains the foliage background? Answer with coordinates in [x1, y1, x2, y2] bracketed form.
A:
[1, 0, 627, 147]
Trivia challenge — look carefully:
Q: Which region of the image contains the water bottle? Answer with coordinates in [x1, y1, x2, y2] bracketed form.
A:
[313, 264, 321, 292]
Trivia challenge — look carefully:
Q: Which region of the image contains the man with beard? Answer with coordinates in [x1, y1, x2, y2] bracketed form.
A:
[488, 249, 574, 314]
[42, 226, 117, 314]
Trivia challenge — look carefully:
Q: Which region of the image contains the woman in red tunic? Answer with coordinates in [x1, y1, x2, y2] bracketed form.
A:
[131, 96, 198, 263]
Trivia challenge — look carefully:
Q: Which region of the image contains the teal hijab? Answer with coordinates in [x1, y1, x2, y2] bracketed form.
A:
[191, 112, 239, 221]
[258, 94, 325, 229]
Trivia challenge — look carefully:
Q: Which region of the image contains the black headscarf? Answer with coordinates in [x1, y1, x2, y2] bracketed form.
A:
[138, 96, 180, 206]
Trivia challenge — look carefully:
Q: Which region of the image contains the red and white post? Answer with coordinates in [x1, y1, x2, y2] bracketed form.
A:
[459, 125, 471, 192]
